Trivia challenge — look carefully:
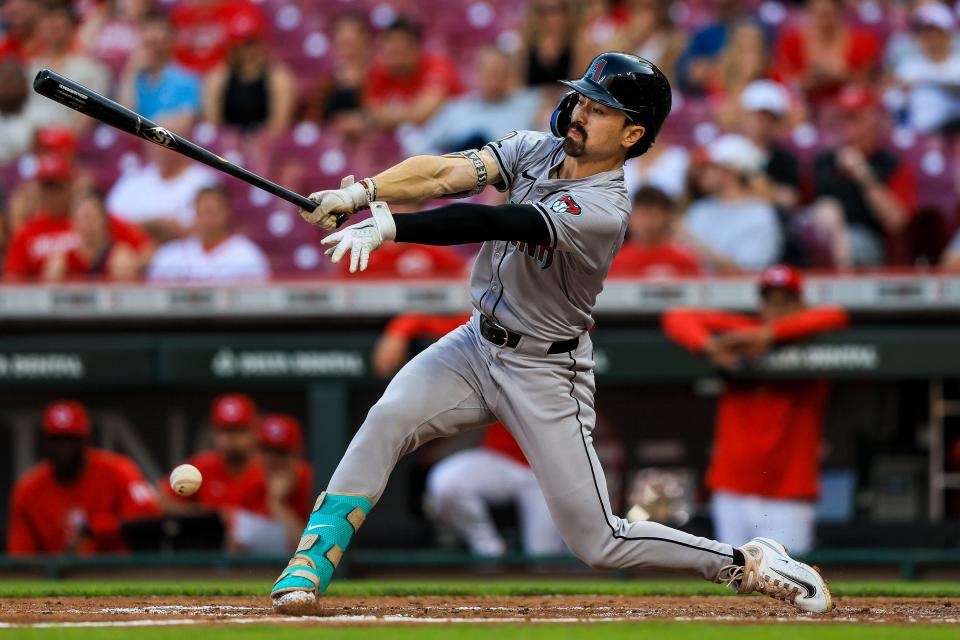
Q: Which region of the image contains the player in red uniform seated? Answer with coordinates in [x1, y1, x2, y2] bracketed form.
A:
[374, 312, 563, 556]
[229, 414, 314, 553]
[609, 186, 700, 277]
[6, 400, 160, 555]
[661, 265, 849, 553]
[160, 393, 260, 514]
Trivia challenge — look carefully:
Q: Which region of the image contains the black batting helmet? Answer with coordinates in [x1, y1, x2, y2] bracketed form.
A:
[550, 52, 672, 158]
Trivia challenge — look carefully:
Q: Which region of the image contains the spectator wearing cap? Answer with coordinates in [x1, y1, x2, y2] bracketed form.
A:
[147, 185, 270, 282]
[42, 189, 152, 282]
[202, 4, 295, 137]
[117, 11, 203, 122]
[662, 266, 849, 553]
[302, 12, 371, 138]
[6, 400, 160, 555]
[160, 393, 262, 515]
[172, 0, 264, 75]
[402, 47, 540, 156]
[736, 80, 801, 213]
[229, 415, 314, 553]
[364, 18, 464, 129]
[0, 0, 43, 61]
[609, 186, 700, 277]
[22, 1, 109, 132]
[106, 113, 218, 244]
[810, 86, 917, 267]
[681, 133, 782, 272]
[772, 0, 881, 108]
[3, 153, 75, 279]
[889, 3, 960, 134]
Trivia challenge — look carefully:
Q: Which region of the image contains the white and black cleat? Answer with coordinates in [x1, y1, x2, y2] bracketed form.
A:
[718, 537, 833, 613]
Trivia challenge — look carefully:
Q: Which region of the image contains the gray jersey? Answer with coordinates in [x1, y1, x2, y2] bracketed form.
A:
[471, 130, 631, 341]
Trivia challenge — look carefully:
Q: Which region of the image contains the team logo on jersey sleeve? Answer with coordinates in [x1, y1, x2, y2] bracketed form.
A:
[551, 194, 582, 215]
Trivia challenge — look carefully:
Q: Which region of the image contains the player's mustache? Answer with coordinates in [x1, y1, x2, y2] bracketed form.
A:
[568, 123, 587, 141]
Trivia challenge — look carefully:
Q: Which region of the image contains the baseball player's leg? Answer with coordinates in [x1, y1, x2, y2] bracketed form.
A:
[489, 344, 734, 581]
[273, 324, 496, 610]
[515, 467, 566, 555]
[426, 448, 519, 556]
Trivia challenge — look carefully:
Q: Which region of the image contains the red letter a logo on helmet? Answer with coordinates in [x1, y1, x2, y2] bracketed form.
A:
[591, 59, 607, 82]
[551, 194, 582, 215]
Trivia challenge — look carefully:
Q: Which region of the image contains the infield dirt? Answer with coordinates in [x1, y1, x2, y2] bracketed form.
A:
[1, 595, 958, 626]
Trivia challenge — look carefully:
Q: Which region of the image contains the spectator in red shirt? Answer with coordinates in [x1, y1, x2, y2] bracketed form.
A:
[661, 265, 849, 552]
[4, 160, 149, 280]
[0, 0, 43, 61]
[609, 186, 700, 277]
[6, 400, 161, 555]
[229, 414, 314, 553]
[160, 393, 261, 514]
[364, 18, 464, 129]
[172, 0, 264, 75]
[374, 312, 563, 556]
[810, 86, 917, 267]
[337, 239, 466, 280]
[42, 189, 152, 281]
[773, 0, 881, 107]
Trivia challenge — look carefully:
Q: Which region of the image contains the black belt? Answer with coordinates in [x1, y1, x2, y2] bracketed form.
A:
[479, 314, 579, 354]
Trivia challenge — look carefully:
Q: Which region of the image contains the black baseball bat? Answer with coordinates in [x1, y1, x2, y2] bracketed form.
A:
[33, 69, 347, 226]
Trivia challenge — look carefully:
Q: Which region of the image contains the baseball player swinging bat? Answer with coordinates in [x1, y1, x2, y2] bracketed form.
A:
[32, 69, 348, 227]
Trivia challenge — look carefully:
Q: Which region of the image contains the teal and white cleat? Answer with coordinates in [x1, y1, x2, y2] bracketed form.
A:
[718, 537, 833, 613]
[271, 492, 372, 615]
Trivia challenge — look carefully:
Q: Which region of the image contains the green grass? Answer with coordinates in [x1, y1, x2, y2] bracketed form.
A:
[0, 625, 956, 640]
[2, 579, 960, 598]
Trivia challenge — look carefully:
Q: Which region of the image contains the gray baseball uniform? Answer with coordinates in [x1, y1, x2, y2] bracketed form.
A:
[327, 130, 735, 580]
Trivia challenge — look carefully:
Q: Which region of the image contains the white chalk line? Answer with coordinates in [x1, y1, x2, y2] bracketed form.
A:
[2, 613, 960, 629]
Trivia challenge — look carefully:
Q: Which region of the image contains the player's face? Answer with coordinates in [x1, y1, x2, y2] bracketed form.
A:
[760, 288, 803, 321]
[45, 436, 87, 482]
[261, 448, 294, 474]
[213, 428, 256, 467]
[565, 95, 644, 160]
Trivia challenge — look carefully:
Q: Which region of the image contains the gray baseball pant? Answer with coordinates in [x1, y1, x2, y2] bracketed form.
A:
[328, 315, 735, 580]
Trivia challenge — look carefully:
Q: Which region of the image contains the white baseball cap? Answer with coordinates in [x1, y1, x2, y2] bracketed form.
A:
[705, 133, 767, 175]
[740, 80, 791, 117]
[914, 3, 955, 31]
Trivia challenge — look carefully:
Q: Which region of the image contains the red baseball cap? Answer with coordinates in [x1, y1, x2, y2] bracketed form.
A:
[836, 86, 880, 113]
[228, 6, 266, 41]
[258, 414, 302, 452]
[43, 400, 91, 438]
[758, 264, 803, 296]
[35, 127, 78, 154]
[35, 153, 73, 183]
[211, 393, 256, 429]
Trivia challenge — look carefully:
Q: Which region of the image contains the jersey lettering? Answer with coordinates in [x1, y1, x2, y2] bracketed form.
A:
[510, 240, 554, 269]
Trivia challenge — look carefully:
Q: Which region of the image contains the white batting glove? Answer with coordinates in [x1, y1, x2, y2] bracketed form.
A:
[320, 202, 397, 273]
[299, 175, 369, 230]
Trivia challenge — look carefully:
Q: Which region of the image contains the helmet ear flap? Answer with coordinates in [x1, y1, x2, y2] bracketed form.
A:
[550, 91, 578, 138]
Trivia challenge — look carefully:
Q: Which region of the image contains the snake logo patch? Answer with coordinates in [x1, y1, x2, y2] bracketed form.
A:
[551, 194, 581, 216]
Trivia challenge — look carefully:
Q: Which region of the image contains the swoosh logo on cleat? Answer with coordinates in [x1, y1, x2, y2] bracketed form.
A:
[770, 567, 817, 599]
[307, 524, 334, 531]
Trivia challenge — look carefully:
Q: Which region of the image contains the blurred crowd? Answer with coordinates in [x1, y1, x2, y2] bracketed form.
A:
[6, 394, 314, 555]
[3, 0, 960, 281]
